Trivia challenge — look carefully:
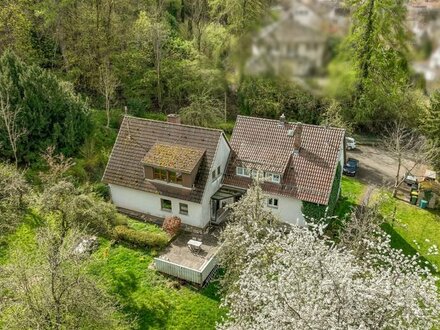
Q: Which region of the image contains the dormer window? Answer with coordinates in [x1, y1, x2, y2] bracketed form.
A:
[251, 169, 264, 179]
[153, 168, 183, 184]
[265, 172, 281, 183]
[236, 166, 250, 177]
[236, 166, 281, 183]
[153, 168, 167, 180]
[143, 142, 205, 188]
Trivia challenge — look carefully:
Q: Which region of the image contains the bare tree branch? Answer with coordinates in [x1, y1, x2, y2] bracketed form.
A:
[0, 92, 27, 167]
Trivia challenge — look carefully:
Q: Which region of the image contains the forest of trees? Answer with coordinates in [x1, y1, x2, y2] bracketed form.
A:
[1, 0, 439, 170]
[1, 0, 440, 166]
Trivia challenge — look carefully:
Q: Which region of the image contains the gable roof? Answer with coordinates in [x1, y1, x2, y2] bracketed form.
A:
[223, 116, 345, 205]
[102, 116, 224, 203]
[258, 15, 326, 44]
[142, 142, 205, 174]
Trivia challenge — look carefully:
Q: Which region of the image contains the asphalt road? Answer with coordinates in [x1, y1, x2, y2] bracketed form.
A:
[346, 145, 425, 188]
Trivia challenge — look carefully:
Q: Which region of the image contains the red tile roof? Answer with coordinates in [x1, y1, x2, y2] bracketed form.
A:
[223, 116, 345, 205]
[102, 116, 224, 203]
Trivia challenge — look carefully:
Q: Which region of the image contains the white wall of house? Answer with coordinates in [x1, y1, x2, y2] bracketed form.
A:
[108, 183, 205, 227]
[108, 134, 231, 230]
[200, 134, 232, 225]
[264, 193, 306, 226]
[338, 138, 345, 168]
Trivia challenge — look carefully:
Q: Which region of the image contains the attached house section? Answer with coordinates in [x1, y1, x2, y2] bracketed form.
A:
[102, 114, 231, 230]
[223, 115, 345, 225]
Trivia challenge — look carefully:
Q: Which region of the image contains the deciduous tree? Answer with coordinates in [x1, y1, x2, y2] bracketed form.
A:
[180, 93, 223, 127]
[0, 227, 125, 330]
[383, 121, 431, 197]
[0, 162, 30, 238]
[98, 60, 119, 128]
[219, 182, 440, 329]
[0, 92, 27, 167]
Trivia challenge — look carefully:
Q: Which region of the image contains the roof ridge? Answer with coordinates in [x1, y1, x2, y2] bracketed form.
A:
[236, 115, 346, 132]
[124, 115, 224, 134]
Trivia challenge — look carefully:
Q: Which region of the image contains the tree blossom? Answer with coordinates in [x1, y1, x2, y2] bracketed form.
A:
[218, 183, 440, 330]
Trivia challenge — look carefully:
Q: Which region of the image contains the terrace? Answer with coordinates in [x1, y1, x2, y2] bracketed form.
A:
[154, 230, 221, 285]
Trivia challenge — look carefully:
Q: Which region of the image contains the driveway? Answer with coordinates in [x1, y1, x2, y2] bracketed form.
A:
[346, 145, 426, 188]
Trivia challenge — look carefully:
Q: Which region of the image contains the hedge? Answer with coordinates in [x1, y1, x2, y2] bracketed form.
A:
[302, 163, 342, 222]
[113, 225, 169, 248]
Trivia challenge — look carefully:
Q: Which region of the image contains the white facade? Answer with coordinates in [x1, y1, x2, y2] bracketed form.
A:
[109, 183, 205, 227]
[200, 135, 232, 224]
[108, 134, 231, 229]
[264, 193, 306, 226]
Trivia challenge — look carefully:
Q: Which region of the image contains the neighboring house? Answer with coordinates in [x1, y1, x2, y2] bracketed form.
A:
[248, 14, 327, 77]
[248, 0, 349, 78]
[102, 114, 232, 230]
[222, 115, 345, 226]
[103, 114, 345, 230]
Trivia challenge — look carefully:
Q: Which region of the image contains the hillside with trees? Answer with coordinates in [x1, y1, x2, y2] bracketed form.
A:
[1, 1, 440, 329]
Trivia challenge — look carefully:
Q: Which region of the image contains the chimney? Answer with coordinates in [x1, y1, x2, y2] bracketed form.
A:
[167, 114, 181, 124]
[279, 113, 286, 126]
[293, 122, 303, 154]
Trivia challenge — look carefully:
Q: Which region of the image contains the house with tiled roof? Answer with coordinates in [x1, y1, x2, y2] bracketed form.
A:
[103, 114, 232, 229]
[103, 114, 345, 229]
[223, 115, 345, 225]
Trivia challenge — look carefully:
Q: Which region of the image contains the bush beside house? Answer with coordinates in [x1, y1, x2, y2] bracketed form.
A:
[162, 216, 182, 237]
[113, 225, 169, 248]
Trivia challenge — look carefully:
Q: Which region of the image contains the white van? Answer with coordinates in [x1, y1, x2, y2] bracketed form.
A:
[345, 137, 356, 150]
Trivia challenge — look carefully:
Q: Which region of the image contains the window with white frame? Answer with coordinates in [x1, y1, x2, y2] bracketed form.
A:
[267, 198, 279, 209]
[236, 166, 251, 177]
[251, 169, 264, 179]
[212, 165, 222, 181]
[265, 172, 281, 183]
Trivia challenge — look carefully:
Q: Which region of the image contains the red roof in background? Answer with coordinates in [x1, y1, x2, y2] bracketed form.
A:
[223, 116, 345, 205]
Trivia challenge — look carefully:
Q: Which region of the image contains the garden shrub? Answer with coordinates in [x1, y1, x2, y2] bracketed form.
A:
[112, 214, 129, 227]
[162, 216, 182, 237]
[91, 183, 110, 200]
[113, 225, 169, 248]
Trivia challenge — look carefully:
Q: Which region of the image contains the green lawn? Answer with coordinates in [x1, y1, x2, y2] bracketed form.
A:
[1, 219, 225, 330]
[90, 240, 224, 330]
[380, 197, 440, 270]
[334, 176, 368, 218]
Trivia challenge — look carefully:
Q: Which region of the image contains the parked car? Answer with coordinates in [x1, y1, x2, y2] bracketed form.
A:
[343, 158, 359, 177]
[345, 137, 356, 150]
[403, 172, 418, 185]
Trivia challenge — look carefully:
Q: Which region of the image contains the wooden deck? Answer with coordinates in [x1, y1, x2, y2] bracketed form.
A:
[154, 230, 221, 285]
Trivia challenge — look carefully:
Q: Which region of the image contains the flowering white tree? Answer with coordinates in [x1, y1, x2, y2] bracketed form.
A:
[218, 183, 440, 329]
[218, 179, 280, 295]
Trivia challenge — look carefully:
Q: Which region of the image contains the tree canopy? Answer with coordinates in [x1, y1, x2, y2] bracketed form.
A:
[0, 50, 91, 164]
[219, 182, 440, 329]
